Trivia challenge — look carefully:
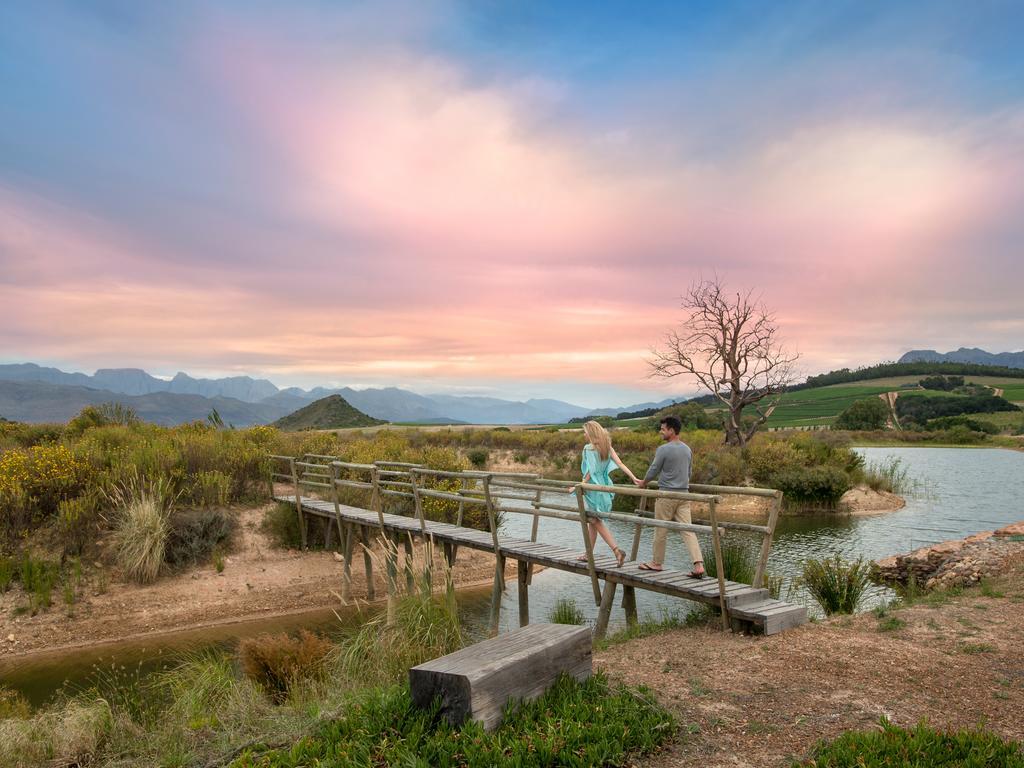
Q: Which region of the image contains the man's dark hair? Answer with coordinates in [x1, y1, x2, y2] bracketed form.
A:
[660, 415, 682, 434]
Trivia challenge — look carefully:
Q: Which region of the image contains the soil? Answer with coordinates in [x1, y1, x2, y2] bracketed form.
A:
[714, 485, 904, 519]
[600, 553, 1024, 767]
[0, 503, 504, 660]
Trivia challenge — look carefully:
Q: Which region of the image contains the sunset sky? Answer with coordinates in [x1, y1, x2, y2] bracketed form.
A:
[2, 1, 1022, 407]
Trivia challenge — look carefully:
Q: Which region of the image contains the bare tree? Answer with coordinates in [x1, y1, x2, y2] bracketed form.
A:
[650, 279, 799, 447]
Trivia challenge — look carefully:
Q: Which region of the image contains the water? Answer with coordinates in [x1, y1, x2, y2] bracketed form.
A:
[5, 447, 1022, 706]
[491, 446, 1024, 628]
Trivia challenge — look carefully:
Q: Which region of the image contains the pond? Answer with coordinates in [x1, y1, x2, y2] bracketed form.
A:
[4, 446, 1022, 707]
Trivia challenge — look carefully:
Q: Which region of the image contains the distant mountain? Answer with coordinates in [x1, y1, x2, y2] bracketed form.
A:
[0, 380, 295, 426]
[899, 348, 1024, 368]
[0, 361, 688, 425]
[272, 395, 384, 430]
[0, 363, 278, 402]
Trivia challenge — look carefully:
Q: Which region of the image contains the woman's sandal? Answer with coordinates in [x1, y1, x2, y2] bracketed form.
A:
[613, 547, 626, 568]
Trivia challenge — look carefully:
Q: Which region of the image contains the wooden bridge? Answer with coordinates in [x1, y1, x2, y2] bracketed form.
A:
[269, 455, 807, 638]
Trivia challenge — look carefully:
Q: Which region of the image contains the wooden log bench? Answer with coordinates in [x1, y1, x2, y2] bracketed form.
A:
[409, 623, 592, 731]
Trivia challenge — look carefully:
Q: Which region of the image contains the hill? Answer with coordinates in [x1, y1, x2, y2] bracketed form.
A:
[899, 348, 1024, 368]
[272, 394, 385, 430]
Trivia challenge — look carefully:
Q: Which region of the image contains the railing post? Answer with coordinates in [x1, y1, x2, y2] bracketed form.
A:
[371, 466, 397, 624]
[708, 497, 730, 631]
[517, 559, 529, 627]
[289, 457, 307, 550]
[329, 463, 345, 548]
[411, 469, 428, 534]
[575, 486, 601, 606]
[753, 490, 782, 589]
[527, 487, 541, 585]
[266, 457, 275, 501]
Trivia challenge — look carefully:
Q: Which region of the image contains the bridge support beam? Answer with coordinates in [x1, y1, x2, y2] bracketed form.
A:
[490, 553, 506, 635]
[517, 560, 529, 627]
[360, 526, 375, 601]
[594, 579, 617, 641]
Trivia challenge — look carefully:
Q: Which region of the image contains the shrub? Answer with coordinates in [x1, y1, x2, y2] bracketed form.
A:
[798, 554, 870, 615]
[65, 402, 140, 436]
[0, 685, 31, 719]
[0, 556, 12, 592]
[926, 415, 999, 434]
[833, 398, 890, 430]
[860, 457, 914, 495]
[773, 466, 851, 508]
[164, 508, 236, 567]
[191, 470, 232, 507]
[238, 630, 333, 703]
[797, 717, 1024, 767]
[548, 597, 586, 625]
[919, 375, 964, 391]
[57, 493, 100, 558]
[467, 448, 489, 468]
[896, 392, 1019, 423]
[260, 502, 304, 549]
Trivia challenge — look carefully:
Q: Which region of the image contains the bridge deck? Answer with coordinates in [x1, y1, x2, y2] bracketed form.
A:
[276, 494, 807, 635]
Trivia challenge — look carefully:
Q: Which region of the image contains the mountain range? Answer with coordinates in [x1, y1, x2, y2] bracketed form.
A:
[0, 362, 681, 426]
[899, 348, 1024, 368]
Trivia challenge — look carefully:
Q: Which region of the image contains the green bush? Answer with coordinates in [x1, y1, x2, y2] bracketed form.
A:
[111, 480, 174, 584]
[798, 554, 870, 615]
[833, 398, 890, 430]
[773, 466, 851, 508]
[56, 493, 100, 558]
[467, 448, 489, 468]
[796, 717, 1024, 767]
[926, 415, 999, 434]
[230, 673, 674, 768]
[260, 502, 304, 549]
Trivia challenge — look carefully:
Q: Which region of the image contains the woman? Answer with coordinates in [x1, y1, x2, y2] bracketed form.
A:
[568, 420, 640, 568]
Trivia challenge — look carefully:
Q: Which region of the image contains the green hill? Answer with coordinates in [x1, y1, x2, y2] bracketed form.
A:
[272, 395, 385, 430]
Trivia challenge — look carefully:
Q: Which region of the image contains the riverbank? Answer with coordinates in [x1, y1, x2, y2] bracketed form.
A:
[599, 552, 1024, 767]
[0, 503, 503, 660]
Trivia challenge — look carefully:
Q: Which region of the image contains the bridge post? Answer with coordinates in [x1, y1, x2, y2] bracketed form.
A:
[708, 497, 730, 631]
[360, 525, 375, 601]
[753, 490, 782, 589]
[289, 458, 307, 550]
[371, 466, 397, 624]
[328, 463, 345, 550]
[622, 495, 646, 627]
[574, 487, 601, 606]
[410, 471, 431, 590]
[341, 522, 354, 601]
[517, 559, 529, 627]
[483, 476, 505, 635]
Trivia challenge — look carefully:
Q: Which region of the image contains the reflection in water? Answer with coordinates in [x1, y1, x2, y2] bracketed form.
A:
[7, 447, 1022, 707]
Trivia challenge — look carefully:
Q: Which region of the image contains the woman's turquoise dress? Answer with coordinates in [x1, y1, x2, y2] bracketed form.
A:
[581, 445, 618, 514]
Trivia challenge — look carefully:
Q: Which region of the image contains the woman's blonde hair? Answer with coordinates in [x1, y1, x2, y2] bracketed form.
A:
[583, 420, 611, 460]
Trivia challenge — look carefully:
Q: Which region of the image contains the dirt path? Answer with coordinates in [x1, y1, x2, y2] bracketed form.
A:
[599, 556, 1024, 767]
[0, 503, 502, 659]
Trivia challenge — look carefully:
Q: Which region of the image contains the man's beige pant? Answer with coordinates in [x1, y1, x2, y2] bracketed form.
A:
[652, 499, 703, 566]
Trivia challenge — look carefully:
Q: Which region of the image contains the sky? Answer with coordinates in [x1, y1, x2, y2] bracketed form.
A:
[1, 1, 1023, 408]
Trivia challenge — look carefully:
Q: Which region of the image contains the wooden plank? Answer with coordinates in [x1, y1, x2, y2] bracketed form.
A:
[409, 624, 591, 731]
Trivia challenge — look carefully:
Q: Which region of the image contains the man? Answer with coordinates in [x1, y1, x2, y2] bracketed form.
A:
[636, 415, 705, 577]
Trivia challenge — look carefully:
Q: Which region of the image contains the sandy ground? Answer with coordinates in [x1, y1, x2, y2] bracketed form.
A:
[710, 485, 904, 519]
[0, 504, 504, 660]
[600, 553, 1024, 767]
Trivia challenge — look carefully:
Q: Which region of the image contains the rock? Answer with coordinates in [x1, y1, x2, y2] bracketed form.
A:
[6, 634, 14, 643]
[333, 552, 344, 562]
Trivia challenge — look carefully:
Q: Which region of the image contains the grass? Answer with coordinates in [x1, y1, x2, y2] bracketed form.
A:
[112, 489, 170, 585]
[229, 673, 675, 768]
[797, 554, 871, 616]
[548, 597, 587, 625]
[860, 456, 916, 494]
[594, 609, 687, 650]
[796, 717, 1024, 767]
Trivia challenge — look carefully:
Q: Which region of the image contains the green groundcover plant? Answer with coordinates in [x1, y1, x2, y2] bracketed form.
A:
[796, 718, 1024, 767]
[231, 673, 674, 768]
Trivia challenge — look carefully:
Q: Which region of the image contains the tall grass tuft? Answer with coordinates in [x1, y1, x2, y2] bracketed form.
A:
[798, 554, 870, 615]
[0, 556, 13, 593]
[548, 597, 586, 625]
[860, 456, 916, 495]
[701, 540, 756, 584]
[109, 476, 176, 584]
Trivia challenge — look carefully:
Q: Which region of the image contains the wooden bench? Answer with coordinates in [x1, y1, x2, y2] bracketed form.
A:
[409, 623, 592, 731]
